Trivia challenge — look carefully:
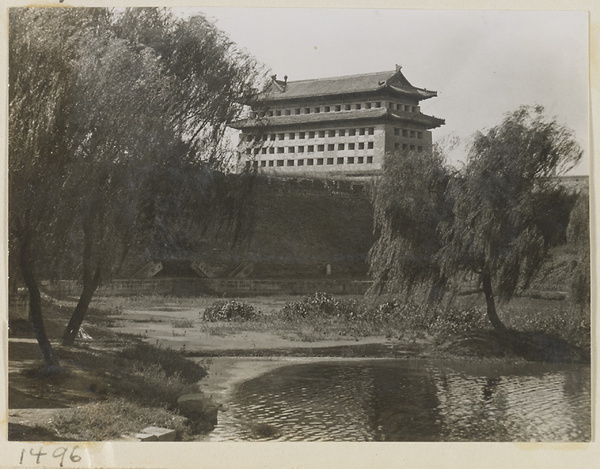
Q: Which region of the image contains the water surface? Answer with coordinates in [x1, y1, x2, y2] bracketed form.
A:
[209, 359, 590, 442]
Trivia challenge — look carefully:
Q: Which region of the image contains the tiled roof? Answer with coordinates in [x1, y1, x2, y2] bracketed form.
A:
[261, 69, 437, 102]
[231, 108, 444, 130]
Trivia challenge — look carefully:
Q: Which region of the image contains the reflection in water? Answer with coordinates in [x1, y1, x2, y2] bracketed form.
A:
[209, 359, 590, 442]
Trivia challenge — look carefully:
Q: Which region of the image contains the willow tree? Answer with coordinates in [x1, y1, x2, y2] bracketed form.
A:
[370, 106, 582, 332]
[9, 7, 264, 359]
[369, 145, 453, 303]
[440, 106, 582, 331]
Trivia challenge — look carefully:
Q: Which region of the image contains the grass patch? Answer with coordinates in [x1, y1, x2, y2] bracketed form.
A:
[172, 318, 195, 328]
[50, 398, 190, 441]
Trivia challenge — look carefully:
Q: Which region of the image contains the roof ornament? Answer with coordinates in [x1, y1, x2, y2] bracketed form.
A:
[395, 64, 402, 71]
[283, 75, 288, 91]
[271, 74, 277, 81]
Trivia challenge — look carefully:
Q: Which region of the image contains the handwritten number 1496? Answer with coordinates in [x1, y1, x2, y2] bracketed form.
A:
[20, 446, 81, 467]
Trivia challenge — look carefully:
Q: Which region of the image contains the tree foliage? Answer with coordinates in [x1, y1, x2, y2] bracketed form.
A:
[370, 106, 583, 331]
[369, 146, 453, 302]
[9, 7, 264, 358]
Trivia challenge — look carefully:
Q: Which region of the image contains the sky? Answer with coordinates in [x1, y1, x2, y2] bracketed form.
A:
[179, 7, 589, 175]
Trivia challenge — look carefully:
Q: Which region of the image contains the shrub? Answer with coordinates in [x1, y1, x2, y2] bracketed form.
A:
[279, 292, 361, 321]
[203, 300, 260, 322]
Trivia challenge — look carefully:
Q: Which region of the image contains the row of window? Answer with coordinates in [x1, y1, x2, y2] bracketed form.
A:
[254, 156, 375, 168]
[246, 141, 375, 155]
[245, 127, 376, 142]
[395, 143, 423, 152]
[253, 101, 419, 118]
[394, 129, 423, 139]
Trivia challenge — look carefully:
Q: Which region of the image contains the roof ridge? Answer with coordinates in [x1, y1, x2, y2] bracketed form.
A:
[281, 70, 397, 84]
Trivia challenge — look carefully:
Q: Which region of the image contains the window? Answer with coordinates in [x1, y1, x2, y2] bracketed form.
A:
[402, 144, 408, 150]
[287, 160, 294, 166]
[269, 147, 275, 154]
[368, 127, 374, 135]
[327, 144, 335, 151]
[261, 160, 267, 167]
[358, 156, 364, 164]
[349, 129, 356, 136]
[375, 102, 381, 108]
[314, 107, 321, 113]
[396, 103, 402, 110]
[410, 131, 415, 138]
[307, 159, 314, 165]
[404, 105, 410, 112]
[338, 143, 345, 150]
[348, 157, 355, 164]
[366, 102, 372, 109]
[418, 132, 423, 139]
[288, 146, 295, 153]
[289, 132, 295, 139]
[254, 148, 259, 155]
[402, 130, 408, 137]
[304, 108, 311, 114]
[367, 156, 373, 164]
[355, 103, 362, 110]
[298, 159, 304, 166]
[277, 147, 284, 153]
[298, 146, 304, 153]
[328, 130, 336, 137]
[339, 129, 346, 137]
[277, 160, 284, 166]
[327, 158, 334, 165]
[394, 128, 400, 136]
[252, 161, 258, 169]
[308, 145, 314, 152]
[337, 157, 344, 164]
[269, 160, 274, 166]
[359, 128, 366, 135]
[295, 108, 301, 115]
[345, 104, 352, 111]
[317, 158, 324, 165]
[309, 131, 316, 138]
[318, 131, 325, 138]
[367, 142, 374, 149]
[285, 109, 291, 116]
[394, 143, 400, 150]
[275, 110, 282, 116]
[299, 132, 305, 139]
[278, 133, 285, 140]
[335, 105, 341, 112]
[268, 111, 274, 117]
[412, 106, 417, 112]
[358, 142, 365, 150]
[269, 133, 276, 140]
[245, 148, 251, 155]
[349, 143, 355, 150]
[261, 148, 267, 154]
[324, 106, 330, 112]
[418, 146, 423, 153]
[318, 144, 325, 151]
[410, 145, 415, 150]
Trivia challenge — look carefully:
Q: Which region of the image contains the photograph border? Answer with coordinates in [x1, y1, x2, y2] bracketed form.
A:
[1, 0, 597, 467]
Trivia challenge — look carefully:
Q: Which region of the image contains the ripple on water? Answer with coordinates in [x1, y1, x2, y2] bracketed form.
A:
[209, 359, 590, 442]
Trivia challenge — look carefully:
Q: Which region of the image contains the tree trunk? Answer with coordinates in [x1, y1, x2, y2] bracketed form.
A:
[62, 218, 102, 346]
[481, 269, 508, 332]
[427, 275, 447, 304]
[19, 234, 59, 367]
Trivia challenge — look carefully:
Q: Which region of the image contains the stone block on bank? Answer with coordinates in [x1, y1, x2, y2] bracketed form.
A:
[177, 393, 220, 426]
[135, 426, 177, 442]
